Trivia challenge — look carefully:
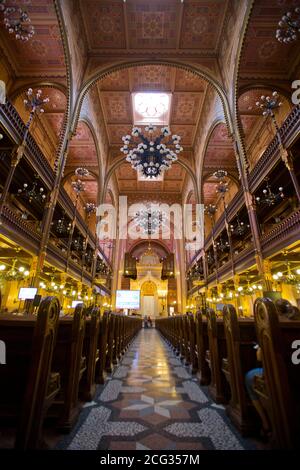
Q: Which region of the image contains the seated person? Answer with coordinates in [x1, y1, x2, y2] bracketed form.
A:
[245, 345, 270, 436]
[245, 298, 300, 438]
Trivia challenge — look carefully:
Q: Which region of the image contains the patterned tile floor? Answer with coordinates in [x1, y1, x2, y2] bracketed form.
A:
[57, 329, 258, 450]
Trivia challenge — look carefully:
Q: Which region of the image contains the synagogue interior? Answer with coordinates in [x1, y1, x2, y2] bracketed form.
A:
[0, 0, 300, 453]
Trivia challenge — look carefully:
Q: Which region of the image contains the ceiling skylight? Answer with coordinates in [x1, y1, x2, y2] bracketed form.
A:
[132, 92, 171, 125]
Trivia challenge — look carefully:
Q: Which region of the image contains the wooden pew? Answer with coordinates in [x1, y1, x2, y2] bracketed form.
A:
[95, 310, 110, 385]
[0, 296, 60, 449]
[105, 313, 116, 372]
[113, 313, 121, 364]
[49, 303, 86, 432]
[253, 298, 300, 449]
[195, 309, 211, 385]
[222, 304, 259, 436]
[205, 308, 230, 404]
[80, 306, 100, 401]
[187, 313, 198, 374]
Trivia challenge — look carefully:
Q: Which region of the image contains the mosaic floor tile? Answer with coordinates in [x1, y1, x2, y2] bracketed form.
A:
[57, 329, 257, 451]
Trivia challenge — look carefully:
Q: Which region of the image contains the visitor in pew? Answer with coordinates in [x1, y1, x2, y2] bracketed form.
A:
[245, 298, 300, 438]
[245, 344, 270, 437]
[144, 315, 148, 328]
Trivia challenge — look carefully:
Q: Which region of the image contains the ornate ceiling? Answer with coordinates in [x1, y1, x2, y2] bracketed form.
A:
[79, 0, 230, 58]
[90, 64, 208, 195]
[239, 0, 300, 83]
[0, 0, 66, 79]
[1, 0, 299, 209]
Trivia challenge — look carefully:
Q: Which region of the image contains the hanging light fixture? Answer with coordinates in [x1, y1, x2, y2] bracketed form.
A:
[71, 179, 85, 195]
[24, 89, 49, 127]
[255, 178, 284, 207]
[216, 237, 230, 253]
[0, 1, 35, 42]
[120, 125, 183, 179]
[85, 202, 96, 216]
[17, 175, 47, 204]
[54, 213, 72, 236]
[276, 7, 300, 44]
[230, 216, 250, 236]
[134, 208, 166, 235]
[0, 259, 30, 281]
[75, 167, 90, 178]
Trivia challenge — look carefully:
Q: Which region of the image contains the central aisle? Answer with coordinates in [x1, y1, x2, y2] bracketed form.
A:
[58, 329, 255, 450]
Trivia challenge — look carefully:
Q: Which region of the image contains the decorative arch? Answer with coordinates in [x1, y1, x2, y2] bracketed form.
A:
[70, 60, 234, 141]
[141, 281, 157, 296]
[101, 155, 200, 204]
[200, 120, 238, 203]
[9, 81, 68, 103]
[129, 239, 170, 259]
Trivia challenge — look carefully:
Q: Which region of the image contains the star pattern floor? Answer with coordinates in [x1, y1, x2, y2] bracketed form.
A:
[57, 329, 257, 450]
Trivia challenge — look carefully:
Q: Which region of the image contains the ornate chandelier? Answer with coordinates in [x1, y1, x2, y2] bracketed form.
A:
[276, 7, 300, 44]
[230, 216, 250, 236]
[17, 175, 47, 204]
[0, 1, 35, 41]
[121, 125, 183, 179]
[255, 179, 284, 207]
[134, 208, 166, 235]
[55, 214, 71, 236]
[0, 259, 30, 281]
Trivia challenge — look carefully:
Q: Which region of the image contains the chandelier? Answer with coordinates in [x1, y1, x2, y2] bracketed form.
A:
[0, 1, 35, 41]
[255, 179, 284, 207]
[75, 167, 90, 178]
[24, 88, 49, 128]
[85, 202, 96, 216]
[72, 179, 85, 195]
[204, 204, 217, 218]
[276, 7, 300, 44]
[55, 213, 72, 236]
[216, 237, 230, 252]
[121, 125, 183, 179]
[272, 263, 300, 285]
[72, 236, 84, 251]
[0, 259, 30, 281]
[230, 216, 250, 236]
[17, 176, 47, 204]
[255, 91, 282, 118]
[134, 208, 166, 235]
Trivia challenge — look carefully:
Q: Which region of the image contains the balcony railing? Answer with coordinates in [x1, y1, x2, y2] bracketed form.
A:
[0, 205, 41, 254]
[1, 101, 96, 247]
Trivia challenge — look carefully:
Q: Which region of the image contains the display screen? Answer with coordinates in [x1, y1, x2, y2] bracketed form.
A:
[116, 290, 140, 309]
[72, 300, 83, 308]
[18, 287, 38, 300]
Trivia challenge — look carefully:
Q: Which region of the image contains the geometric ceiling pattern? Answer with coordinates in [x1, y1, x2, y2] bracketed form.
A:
[202, 123, 237, 205]
[80, 0, 230, 54]
[66, 121, 99, 204]
[78, 0, 231, 197]
[239, 0, 300, 82]
[0, 0, 66, 79]
[95, 65, 207, 195]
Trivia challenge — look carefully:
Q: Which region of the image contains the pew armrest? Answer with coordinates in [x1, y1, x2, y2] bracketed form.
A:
[46, 372, 61, 403]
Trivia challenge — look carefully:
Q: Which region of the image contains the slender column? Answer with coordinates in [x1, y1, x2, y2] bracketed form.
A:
[233, 140, 272, 292]
[65, 191, 81, 272]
